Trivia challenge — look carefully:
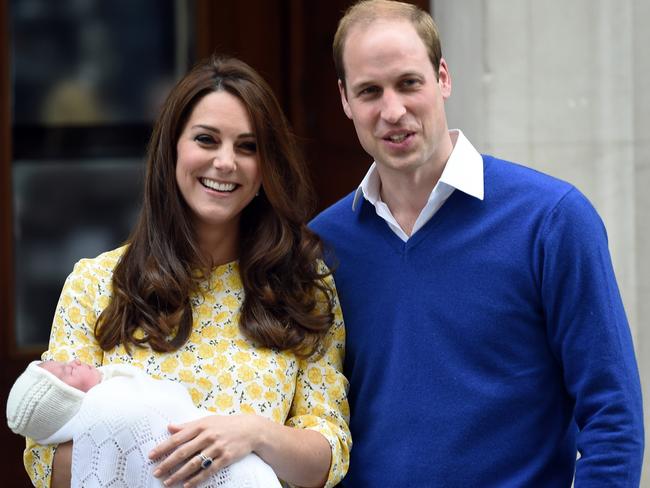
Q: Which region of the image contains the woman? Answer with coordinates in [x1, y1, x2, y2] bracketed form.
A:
[24, 56, 350, 488]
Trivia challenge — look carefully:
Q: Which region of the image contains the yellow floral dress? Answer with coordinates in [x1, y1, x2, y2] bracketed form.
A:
[24, 247, 350, 487]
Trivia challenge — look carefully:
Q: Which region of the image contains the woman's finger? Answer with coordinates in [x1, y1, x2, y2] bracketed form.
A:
[153, 440, 202, 478]
[148, 423, 194, 460]
[160, 447, 228, 487]
[157, 450, 206, 486]
[181, 454, 219, 488]
[152, 431, 206, 476]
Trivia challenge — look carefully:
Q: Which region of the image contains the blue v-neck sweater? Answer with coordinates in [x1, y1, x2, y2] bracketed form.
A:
[311, 155, 643, 487]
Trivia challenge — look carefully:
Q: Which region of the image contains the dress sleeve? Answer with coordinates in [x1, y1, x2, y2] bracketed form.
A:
[24, 257, 106, 487]
[539, 189, 644, 486]
[284, 272, 351, 488]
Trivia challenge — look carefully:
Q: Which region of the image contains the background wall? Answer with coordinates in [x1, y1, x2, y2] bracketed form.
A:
[2, 0, 647, 484]
[432, 0, 649, 484]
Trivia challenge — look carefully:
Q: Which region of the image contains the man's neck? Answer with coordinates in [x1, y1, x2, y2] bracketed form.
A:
[377, 135, 457, 236]
[378, 167, 440, 236]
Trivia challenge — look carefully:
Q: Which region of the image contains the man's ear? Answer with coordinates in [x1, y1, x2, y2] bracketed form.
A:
[437, 58, 452, 99]
[338, 79, 353, 119]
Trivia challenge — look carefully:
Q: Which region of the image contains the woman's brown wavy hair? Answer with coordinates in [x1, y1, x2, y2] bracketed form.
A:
[95, 55, 335, 357]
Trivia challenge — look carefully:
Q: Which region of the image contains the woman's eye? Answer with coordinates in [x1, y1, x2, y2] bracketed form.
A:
[239, 141, 257, 154]
[194, 134, 216, 145]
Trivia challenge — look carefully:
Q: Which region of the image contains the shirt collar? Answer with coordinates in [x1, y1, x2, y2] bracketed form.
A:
[352, 162, 380, 211]
[439, 129, 484, 200]
[352, 129, 484, 211]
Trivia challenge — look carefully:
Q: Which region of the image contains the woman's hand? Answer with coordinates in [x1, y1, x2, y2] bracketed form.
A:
[150, 413, 331, 488]
[149, 414, 261, 487]
[51, 441, 73, 488]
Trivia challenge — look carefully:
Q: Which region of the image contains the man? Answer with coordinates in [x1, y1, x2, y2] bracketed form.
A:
[310, 1, 644, 486]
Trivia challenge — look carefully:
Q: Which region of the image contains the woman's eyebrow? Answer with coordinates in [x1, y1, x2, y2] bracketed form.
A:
[191, 124, 219, 133]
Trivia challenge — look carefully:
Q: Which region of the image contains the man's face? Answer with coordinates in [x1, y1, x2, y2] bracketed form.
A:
[339, 20, 452, 176]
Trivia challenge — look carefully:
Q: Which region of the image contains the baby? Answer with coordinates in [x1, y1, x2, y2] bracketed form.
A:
[6, 359, 281, 488]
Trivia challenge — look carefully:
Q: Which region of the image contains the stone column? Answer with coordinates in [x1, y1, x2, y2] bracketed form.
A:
[433, 0, 648, 482]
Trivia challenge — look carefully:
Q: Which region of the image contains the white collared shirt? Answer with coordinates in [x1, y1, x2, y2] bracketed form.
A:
[352, 129, 484, 242]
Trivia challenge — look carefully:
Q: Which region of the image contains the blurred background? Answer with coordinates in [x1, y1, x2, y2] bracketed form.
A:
[1, 0, 648, 485]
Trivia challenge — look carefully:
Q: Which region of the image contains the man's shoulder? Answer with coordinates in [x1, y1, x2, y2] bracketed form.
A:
[483, 154, 604, 229]
[483, 154, 575, 202]
[310, 191, 357, 232]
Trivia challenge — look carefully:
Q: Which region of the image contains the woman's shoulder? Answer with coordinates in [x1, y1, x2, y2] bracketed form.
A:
[70, 245, 128, 278]
[314, 258, 331, 274]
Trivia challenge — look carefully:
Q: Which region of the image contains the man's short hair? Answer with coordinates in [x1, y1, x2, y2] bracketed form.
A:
[333, 0, 443, 90]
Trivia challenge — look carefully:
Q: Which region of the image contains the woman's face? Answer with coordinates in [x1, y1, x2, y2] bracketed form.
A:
[175, 90, 262, 240]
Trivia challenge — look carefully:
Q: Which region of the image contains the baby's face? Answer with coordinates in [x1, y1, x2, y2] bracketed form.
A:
[40, 359, 102, 392]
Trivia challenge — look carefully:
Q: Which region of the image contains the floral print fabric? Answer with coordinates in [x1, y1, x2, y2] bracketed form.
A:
[24, 247, 350, 487]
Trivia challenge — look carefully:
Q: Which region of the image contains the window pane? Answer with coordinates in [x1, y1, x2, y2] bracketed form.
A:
[11, 0, 180, 127]
[13, 160, 143, 345]
[10, 0, 195, 347]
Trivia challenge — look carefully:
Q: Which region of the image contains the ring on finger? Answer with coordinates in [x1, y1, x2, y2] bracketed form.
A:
[197, 452, 213, 470]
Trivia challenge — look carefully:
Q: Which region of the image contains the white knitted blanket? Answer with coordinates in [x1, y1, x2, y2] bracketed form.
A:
[49, 365, 281, 488]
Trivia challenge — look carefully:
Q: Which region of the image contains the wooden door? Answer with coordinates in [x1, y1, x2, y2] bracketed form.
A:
[0, 1, 428, 485]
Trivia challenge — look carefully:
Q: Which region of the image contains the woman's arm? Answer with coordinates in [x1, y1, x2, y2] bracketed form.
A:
[25, 255, 109, 486]
[149, 414, 331, 488]
[51, 442, 72, 488]
[284, 273, 351, 486]
[253, 417, 331, 486]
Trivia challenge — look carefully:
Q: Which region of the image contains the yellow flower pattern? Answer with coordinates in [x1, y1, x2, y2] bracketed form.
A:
[24, 247, 350, 488]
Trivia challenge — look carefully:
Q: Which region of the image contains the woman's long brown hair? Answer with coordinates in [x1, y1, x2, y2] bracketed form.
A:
[95, 56, 335, 357]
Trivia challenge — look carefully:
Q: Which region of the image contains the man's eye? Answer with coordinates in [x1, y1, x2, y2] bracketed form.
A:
[400, 78, 421, 89]
[359, 86, 379, 97]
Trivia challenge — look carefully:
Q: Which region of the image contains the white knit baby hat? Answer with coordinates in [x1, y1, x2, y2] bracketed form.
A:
[6, 360, 85, 442]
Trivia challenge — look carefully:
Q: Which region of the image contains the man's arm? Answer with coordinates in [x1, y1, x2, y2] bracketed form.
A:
[540, 188, 644, 485]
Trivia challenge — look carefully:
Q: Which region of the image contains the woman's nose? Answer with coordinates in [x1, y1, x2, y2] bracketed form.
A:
[212, 147, 236, 172]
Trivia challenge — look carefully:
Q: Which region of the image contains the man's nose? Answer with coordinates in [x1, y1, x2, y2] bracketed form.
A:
[380, 90, 406, 124]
